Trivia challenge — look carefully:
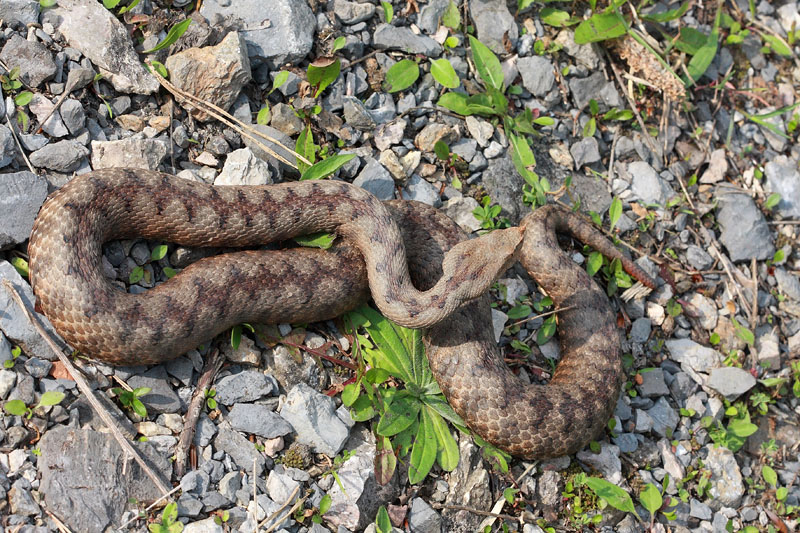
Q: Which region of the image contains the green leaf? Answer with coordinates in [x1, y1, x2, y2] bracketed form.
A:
[408, 407, 438, 484]
[38, 391, 65, 407]
[762, 465, 778, 487]
[300, 153, 356, 181]
[151, 244, 168, 261]
[3, 399, 27, 416]
[428, 407, 459, 472]
[332, 36, 346, 54]
[503, 487, 519, 504]
[434, 140, 450, 160]
[129, 266, 144, 284]
[377, 395, 420, 436]
[442, 0, 460, 29]
[11, 256, 29, 278]
[307, 58, 341, 97]
[319, 493, 332, 515]
[776, 486, 788, 501]
[540, 8, 572, 27]
[762, 35, 792, 57]
[765, 193, 781, 210]
[468, 35, 504, 90]
[143, 19, 192, 54]
[536, 315, 556, 345]
[685, 30, 718, 86]
[271, 71, 289, 93]
[639, 483, 663, 516]
[14, 91, 33, 106]
[148, 60, 169, 79]
[384, 59, 420, 92]
[518, 0, 536, 12]
[102, 0, 121, 8]
[583, 478, 637, 515]
[430, 58, 460, 89]
[380, 1, 393, 23]
[163, 267, 177, 279]
[293, 232, 335, 249]
[117, 0, 141, 14]
[341, 383, 360, 407]
[132, 398, 148, 418]
[574, 12, 627, 44]
[587, 251, 603, 277]
[231, 325, 242, 350]
[640, 2, 689, 23]
[507, 304, 532, 320]
[256, 105, 271, 125]
[609, 197, 622, 231]
[437, 92, 472, 115]
[375, 505, 392, 533]
[39, 0, 57, 7]
[295, 126, 317, 174]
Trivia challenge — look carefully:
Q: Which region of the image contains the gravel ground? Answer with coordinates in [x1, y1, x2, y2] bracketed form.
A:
[0, 0, 799, 532]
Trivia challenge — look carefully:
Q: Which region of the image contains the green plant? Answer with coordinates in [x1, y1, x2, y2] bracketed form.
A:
[375, 505, 392, 533]
[143, 18, 192, 54]
[705, 402, 758, 452]
[212, 510, 229, 526]
[204, 389, 217, 410]
[1, 66, 22, 91]
[3, 391, 65, 419]
[343, 305, 465, 484]
[112, 386, 151, 418]
[307, 36, 345, 98]
[581, 476, 677, 527]
[3, 345, 21, 369]
[148, 502, 183, 533]
[130, 244, 173, 285]
[473, 195, 510, 231]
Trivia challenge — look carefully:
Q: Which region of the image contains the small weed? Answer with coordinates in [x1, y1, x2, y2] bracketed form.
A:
[705, 402, 758, 452]
[3, 391, 65, 419]
[148, 502, 183, 533]
[112, 386, 151, 418]
[3, 345, 22, 369]
[473, 195, 510, 231]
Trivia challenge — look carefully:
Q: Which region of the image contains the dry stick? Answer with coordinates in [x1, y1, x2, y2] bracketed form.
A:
[430, 503, 517, 521]
[45, 509, 74, 533]
[4, 114, 35, 173]
[478, 461, 537, 530]
[260, 484, 303, 532]
[509, 305, 577, 329]
[148, 68, 311, 169]
[750, 257, 759, 328]
[2, 280, 172, 497]
[174, 348, 225, 478]
[340, 49, 379, 71]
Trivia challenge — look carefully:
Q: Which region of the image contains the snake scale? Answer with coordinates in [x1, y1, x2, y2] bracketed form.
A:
[28, 169, 655, 458]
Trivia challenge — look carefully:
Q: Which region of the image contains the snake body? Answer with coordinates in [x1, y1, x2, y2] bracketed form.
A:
[28, 169, 655, 458]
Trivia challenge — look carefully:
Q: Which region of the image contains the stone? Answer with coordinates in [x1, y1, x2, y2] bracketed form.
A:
[555, 29, 601, 69]
[0, 0, 39, 26]
[570, 137, 601, 168]
[183, 518, 224, 533]
[469, 0, 517, 54]
[46, 0, 159, 93]
[442, 196, 482, 233]
[706, 367, 756, 401]
[214, 147, 272, 186]
[402, 175, 440, 207]
[0, 171, 48, 250]
[482, 154, 527, 223]
[418, 0, 451, 34]
[266, 469, 300, 504]
[686, 243, 713, 270]
[638, 368, 669, 397]
[629, 161, 670, 205]
[684, 292, 718, 330]
[227, 403, 294, 439]
[353, 158, 395, 200]
[665, 338, 721, 381]
[374, 119, 407, 151]
[333, 0, 376, 24]
[214, 422, 266, 475]
[127, 365, 182, 414]
[90, 137, 168, 170]
[279, 383, 350, 456]
[716, 191, 774, 262]
[570, 71, 622, 111]
[764, 155, 800, 219]
[214, 370, 273, 405]
[0, 125, 15, 167]
[705, 444, 744, 507]
[0, 35, 56, 87]
[517, 56, 554, 97]
[343, 96, 377, 130]
[699, 148, 728, 184]
[576, 443, 622, 484]
[415, 123, 458, 153]
[775, 268, 800, 302]
[165, 32, 252, 121]
[60, 98, 86, 134]
[242, 124, 297, 178]
[646, 397, 679, 438]
[408, 498, 442, 533]
[9, 479, 40, 516]
[38, 425, 171, 533]
[28, 94, 69, 137]
[465, 116, 494, 147]
[269, 102, 304, 136]
[373, 24, 442, 56]
[199, 0, 316, 67]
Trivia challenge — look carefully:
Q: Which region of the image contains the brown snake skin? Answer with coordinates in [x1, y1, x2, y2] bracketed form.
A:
[28, 169, 656, 458]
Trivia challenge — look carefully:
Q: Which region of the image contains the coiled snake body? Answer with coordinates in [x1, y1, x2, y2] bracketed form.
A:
[28, 169, 655, 458]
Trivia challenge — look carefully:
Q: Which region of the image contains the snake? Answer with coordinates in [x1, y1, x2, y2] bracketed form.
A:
[28, 169, 656, 458]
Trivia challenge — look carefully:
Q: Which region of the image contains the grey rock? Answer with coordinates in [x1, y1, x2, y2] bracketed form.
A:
[517, 56, 554, 96]
[418, 0, 450, 34]
[0, 35, 56, 88]
[28, 94, 69, 137]
[402, 175, 441, 207]
[353, 158, 395, 200]
[343, 96, 376, 130]
[658, 439, 684, 493]
[279, 382, 350, 456]
[273, 70, 301, 96]
[266, 469, 300, 505]
[214, 370, 273, 405]
[482, 154, 526, 223]
[180, 470, 210, 495]
[669, 372, 696, 401]
[9, 479, 40, 516]
[451, 139, 477, 162]
[570, 71, 622, 111]
[442, 196, 482, 233]
[0, 261, 66, 361]
[0, 0, 39, 26]
[47, 0, 159, 93]
[0, 171, 48, 250]
[707, 367, 756, 401]
[227, 403, 294, 438]
[764, 155, 800, 218]
[194, 414, 217, 447]
[183, 517, 224, 533]
[24, 357, 52, 378]
[775, 268, 800, 302]
[374, 119, 407, 151]
[242, 124, 296, 178]
[638, 367, 669, 397]
[555, 29, 601, 69]
[333, 0, 376, 24]
[705, 444, 744, 507]
[577, 443, 622, 484]
[215, 147, 272, 186]
[270, 102, 304, 136]
[408, 497, 442, 533]
[570, 137, 601, 168]
[613, 433, 639, 453]
[686, 245, 714, 270]
[127, 365, 182, 414]
[90, 137, 168, 170]
[690, 498, 712, 520]
[214, 422, 266, 475]
[414, 123, 458, 152]
[38, 425, 171, 533]
[199, 0, 315, 67]
[469, 0, 517, 54]
[60, 98, 86, 134]
[465, 116, 493, 147]
[178, 493, 204, 518]
[218, 471, 241, 501]
[684, 292, 718, 330]
[0, 124, 16, 168]
[646, 397, 679, 438]
[665, 338, 721, 381]
[18, 132, 49, 153]
[164, 32, 252, 122]
[629, 161, 670, 205]
[716, 191, 775, 262]
[373, 24, 442, 56]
